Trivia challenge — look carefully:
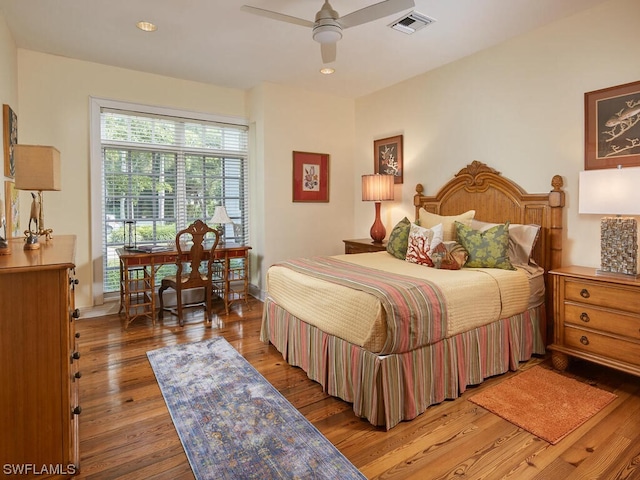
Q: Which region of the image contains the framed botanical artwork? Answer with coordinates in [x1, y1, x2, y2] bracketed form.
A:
[585, 80, 640, 170]
[374, 135, 403, 184]
[3, 104, 17, 178]
[292, 151, 330, 202]
[4, 181, 19, 238]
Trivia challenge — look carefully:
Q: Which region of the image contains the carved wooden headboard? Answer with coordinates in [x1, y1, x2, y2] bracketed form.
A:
[414, 161, 565, 344]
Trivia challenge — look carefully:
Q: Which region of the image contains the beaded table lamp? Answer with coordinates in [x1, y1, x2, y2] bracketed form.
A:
[579, 166, 640, 277]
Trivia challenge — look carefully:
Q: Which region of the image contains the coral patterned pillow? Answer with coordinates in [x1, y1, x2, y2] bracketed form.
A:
[405, 223, 443, 266]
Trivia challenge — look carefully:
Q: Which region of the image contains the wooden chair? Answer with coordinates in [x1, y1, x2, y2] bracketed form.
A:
[158, 219, 220, 326]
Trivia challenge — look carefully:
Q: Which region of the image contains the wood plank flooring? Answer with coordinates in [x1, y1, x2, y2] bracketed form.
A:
[74, 297, 640, 479]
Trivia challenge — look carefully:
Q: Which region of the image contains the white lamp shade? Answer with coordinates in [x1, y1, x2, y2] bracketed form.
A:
[579, 167, 640, 215]
[211, 206, 233, 224]
[14, 145, 61, 191]
[362, 174, 395, 202]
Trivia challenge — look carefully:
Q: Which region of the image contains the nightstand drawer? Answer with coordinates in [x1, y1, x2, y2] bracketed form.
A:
[564, 303, 640, 339]
[564, 278, 640, 314]
[564, 326, 640, 366]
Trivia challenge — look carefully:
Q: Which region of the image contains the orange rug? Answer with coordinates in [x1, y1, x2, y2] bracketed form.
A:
[469, 366, 617, 444]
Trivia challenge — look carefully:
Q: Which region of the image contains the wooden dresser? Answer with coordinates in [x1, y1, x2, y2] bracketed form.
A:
[0, 236, 80, 478]
[549, 266, 640, 377]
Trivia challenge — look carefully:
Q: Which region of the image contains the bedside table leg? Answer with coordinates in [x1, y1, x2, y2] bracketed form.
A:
[551, 351, 570, 371]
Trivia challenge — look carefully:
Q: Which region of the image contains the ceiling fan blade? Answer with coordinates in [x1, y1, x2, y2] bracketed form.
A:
[339, 0, 414, 29]
[321, 42, 336, 63]
[240, 5, 314, 28]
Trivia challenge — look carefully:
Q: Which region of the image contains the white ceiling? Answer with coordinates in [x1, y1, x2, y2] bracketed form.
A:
[0, 0, 609, 99]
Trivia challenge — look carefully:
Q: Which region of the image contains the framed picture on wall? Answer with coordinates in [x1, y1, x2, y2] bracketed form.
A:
[292, 151, 330, 202]
[4, 181, 19, 238]
[585, 80, 640, 170]
[3, 104, 17, 178]
[374, 135, 403, 184]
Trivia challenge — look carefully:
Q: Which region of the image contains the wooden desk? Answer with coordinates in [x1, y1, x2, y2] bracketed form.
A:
[117, 244, 251, 327]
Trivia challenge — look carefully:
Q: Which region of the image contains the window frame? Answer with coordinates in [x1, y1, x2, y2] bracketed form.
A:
[89, 97, 249, 305]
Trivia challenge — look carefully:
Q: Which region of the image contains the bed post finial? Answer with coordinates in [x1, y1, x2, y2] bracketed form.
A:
[414, 184, 424, 208]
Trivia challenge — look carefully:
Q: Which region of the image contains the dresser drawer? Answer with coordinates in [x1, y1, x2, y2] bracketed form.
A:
[564, 303, 640, 339]
[564, 278, 640, 314]
[564, 326, 640, 366]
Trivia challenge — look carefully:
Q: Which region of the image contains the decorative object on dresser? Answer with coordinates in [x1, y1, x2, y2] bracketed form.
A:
[0, 236, 81, 475]
[210, 205, 233, 245]
[0, 197, 9, 254]
[343, 237, 388, 254]
[13, 144, 61, 245]
[579, 166, 640, 277]
[549, 266, 640, 377]
[361, 173, 394, 243]
[373, 134, 403, 184]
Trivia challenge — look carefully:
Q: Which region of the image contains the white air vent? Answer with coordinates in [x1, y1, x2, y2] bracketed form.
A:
[389, 11, 435, 34]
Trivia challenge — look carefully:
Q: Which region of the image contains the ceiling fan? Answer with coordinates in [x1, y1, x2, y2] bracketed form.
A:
[241, 0, 415, 64]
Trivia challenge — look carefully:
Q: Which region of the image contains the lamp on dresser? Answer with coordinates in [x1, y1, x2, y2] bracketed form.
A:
[579, 165, 640, 277]
[14, 144, 61, 247]
[362, 173, 394, 244]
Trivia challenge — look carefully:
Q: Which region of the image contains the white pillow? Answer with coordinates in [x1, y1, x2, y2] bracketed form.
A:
[405, 223, 443, 266]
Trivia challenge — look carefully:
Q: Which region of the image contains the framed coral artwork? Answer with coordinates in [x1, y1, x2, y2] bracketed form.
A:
[374, 135, 403, 184]
[4, 181, 19, 238]
[292, 151, 330, 202]
[585, 80, 640, 170]
[3, 104, 17, 178]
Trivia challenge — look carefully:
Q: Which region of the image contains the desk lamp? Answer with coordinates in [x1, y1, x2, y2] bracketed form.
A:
[211, 206, 233, 245]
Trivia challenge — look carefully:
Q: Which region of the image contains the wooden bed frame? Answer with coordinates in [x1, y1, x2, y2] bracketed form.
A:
[262, 161, 566, 429]
[414, 160, 565, 344]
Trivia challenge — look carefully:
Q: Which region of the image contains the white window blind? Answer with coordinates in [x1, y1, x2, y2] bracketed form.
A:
[100, 107, 248, 294]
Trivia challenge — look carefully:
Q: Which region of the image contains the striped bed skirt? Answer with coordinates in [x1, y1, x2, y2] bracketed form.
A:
[261, 297, 546, 430]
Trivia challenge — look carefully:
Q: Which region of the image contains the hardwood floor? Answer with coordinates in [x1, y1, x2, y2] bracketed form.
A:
[75, 297, 640, 479]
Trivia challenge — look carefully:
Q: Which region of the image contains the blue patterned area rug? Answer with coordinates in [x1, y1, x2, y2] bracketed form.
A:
[147, 337, 366, 480]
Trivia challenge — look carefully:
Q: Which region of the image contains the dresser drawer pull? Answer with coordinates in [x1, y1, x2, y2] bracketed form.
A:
[580, 288, 590, 299]
[580, 335, 590, 346]
[72, 406, 82, 416]
[579, 312, 590, 323]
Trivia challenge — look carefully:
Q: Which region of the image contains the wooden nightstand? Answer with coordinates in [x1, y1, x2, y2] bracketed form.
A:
[549, 266, 640, 377]
[343, 238, 388, 254]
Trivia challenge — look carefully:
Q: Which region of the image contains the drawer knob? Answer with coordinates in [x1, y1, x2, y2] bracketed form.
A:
[580, 335, 590, 346]
[72, 406, 82, 416]
[580, 312, 590, 323]
[74, 371, 82, 379]
[72, 351, 81, 360]
[580, 288, 590, 299]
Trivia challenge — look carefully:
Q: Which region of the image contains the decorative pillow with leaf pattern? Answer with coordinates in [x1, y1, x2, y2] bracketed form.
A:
[386, 217, 411, 259]
[455, 221, 515, 270]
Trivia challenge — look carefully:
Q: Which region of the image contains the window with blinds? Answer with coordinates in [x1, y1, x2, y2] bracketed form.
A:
[100, 108, 249, 294]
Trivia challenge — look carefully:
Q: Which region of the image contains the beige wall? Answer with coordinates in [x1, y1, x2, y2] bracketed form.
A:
[354, 0, 640, 269]
[249, 82, 355, 291]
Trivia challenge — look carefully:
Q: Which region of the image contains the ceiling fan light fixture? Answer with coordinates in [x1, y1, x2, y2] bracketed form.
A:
[136, 21, 157, 32]
[313, 23, 342, 44]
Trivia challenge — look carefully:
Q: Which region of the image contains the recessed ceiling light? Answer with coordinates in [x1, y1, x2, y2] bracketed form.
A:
[320, 67, 335, 75]
[136, 21, 157, 32]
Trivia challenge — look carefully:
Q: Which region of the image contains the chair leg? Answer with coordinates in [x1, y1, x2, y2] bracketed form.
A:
[176, 288, 184, 327]
[157, 285, 166, 321]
